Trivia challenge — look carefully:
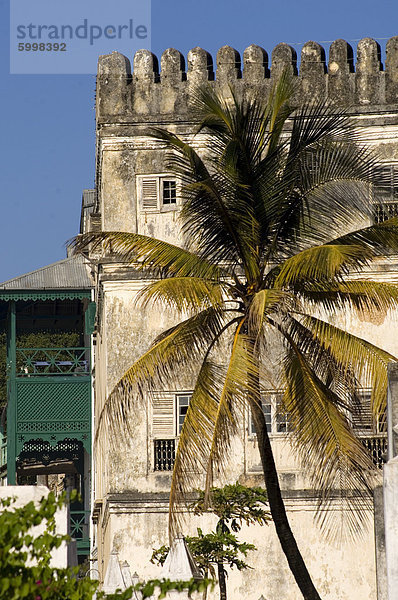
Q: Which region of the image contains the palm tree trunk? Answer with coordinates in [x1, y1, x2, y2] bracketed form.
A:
[247, 342, 322, 600]
[217, 562, 228, 600]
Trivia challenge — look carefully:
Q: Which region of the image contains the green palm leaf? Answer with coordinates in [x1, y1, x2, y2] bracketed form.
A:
[203, 324, 250, 497]
[137, 277, 230, 313]
[93, 308, 226, 445]
[271, 244, 374, 289]
[299, 280, 398, 316]
[332, 218, 398, 255]
[168, 359, 223, 540]
[282, 344, 376, 538]
[295, 314, 396, 418]
[73, 231, 229, 281]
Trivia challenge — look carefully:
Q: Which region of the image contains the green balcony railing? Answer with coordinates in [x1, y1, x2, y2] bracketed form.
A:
[16, 348, 90, 376]
[70, 510, 90, 556]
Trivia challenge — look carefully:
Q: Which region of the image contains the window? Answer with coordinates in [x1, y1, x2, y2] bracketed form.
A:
[351, 389, 387, 470]
[154, 439, 175, 471]
[176, 393, 191, 434]
[138, 175, 178, 212]
[162, 180, 177, 205]
[151, 392, 192, 471]
[351, 389, 386, 434]
[250, 392, 291, 435]
[373, 164, 398, 223]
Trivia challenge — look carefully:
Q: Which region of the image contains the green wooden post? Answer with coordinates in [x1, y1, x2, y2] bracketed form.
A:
[6, 301, 16, 484]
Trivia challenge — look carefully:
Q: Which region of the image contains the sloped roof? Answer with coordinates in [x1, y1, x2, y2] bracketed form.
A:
[0, 254, 93, 291]
[161, 534, 202, 581]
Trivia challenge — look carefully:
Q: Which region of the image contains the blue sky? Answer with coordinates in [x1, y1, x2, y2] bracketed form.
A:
[1, 0, 397, 282]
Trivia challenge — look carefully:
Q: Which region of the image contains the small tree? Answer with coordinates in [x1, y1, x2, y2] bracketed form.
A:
[152, 483, 270, 600]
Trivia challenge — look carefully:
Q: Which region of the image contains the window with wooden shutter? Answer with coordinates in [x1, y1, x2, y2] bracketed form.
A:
[351, 389, 386, 433]
[137, 175, 178, 212]
[141, 177, 159, 210]
[152, 393, 175, 438]
[373, 164, 398, 223]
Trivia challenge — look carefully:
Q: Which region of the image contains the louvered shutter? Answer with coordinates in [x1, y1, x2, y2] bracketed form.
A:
[141, 178, 158, 210]
[352, 391, 373, 431]
[152, 393, 175, 437]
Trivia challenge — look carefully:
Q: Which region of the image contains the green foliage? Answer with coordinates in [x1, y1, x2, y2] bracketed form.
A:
[152, 528, 255, 578]
[191, 482, 270, 533]
[152, 482, 269, 597]
[0, 490, 98, 600]
[0, 491, 213, 600]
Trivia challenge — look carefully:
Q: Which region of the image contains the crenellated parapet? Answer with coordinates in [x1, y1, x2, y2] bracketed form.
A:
[96, 38, 398, 123]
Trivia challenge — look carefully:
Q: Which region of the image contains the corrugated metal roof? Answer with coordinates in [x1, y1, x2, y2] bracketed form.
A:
[0, 254, 94, 291]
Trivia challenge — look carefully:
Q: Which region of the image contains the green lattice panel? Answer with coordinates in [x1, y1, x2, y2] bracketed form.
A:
[16, 379, 91, 452]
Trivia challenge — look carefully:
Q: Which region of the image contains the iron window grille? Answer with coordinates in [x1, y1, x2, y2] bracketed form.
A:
[351, 388, 387, 469]
[351, 389, 387, 434]
[154, 439, 176, 471]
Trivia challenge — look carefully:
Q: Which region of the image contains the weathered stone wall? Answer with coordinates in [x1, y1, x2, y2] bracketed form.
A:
[98, 496, 377, 600]
[96, 38, 398, 126]
[91, 38, 398, 599]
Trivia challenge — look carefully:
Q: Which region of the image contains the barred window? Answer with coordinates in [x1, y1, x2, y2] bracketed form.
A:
[351, 389, 386, 434]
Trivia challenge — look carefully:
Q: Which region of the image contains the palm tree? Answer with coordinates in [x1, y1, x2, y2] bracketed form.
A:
[75, 74, 398, 600]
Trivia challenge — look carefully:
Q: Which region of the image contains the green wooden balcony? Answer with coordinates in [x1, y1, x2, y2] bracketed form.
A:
[16, 347, 90, 376]
[10, 347, 91, 455]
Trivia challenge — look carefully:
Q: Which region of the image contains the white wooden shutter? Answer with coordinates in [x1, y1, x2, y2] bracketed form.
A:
[141, 178, 158, 210]
[152, 393, 175, 437]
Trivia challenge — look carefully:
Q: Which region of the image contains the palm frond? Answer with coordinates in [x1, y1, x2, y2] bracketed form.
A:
[136, 277, 232, 313]
[298, 280, 398, 317]
[150, 128, 257, 272]
[93, 308, 226, 445]
[284, 316, 360, 410]
[294, 314, 396, 419]
[266, 68, 296, 154]
[72, 231, 229, 281]
[168, 319, 251, 540]
[203, 323, 250, 498]
[288, 101, 355, 155]
[282, 343, 377, 539]
[168, 359, 223, 541]
[271, 244, 374, 289]
[248, 289, 296, 338]
[264, 103, 383, 258]
[332, 218, 398, 255]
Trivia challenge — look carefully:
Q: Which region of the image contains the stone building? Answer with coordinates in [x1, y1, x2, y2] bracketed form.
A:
[2, 37, 398, 598]
[84, 37, 398, 599]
